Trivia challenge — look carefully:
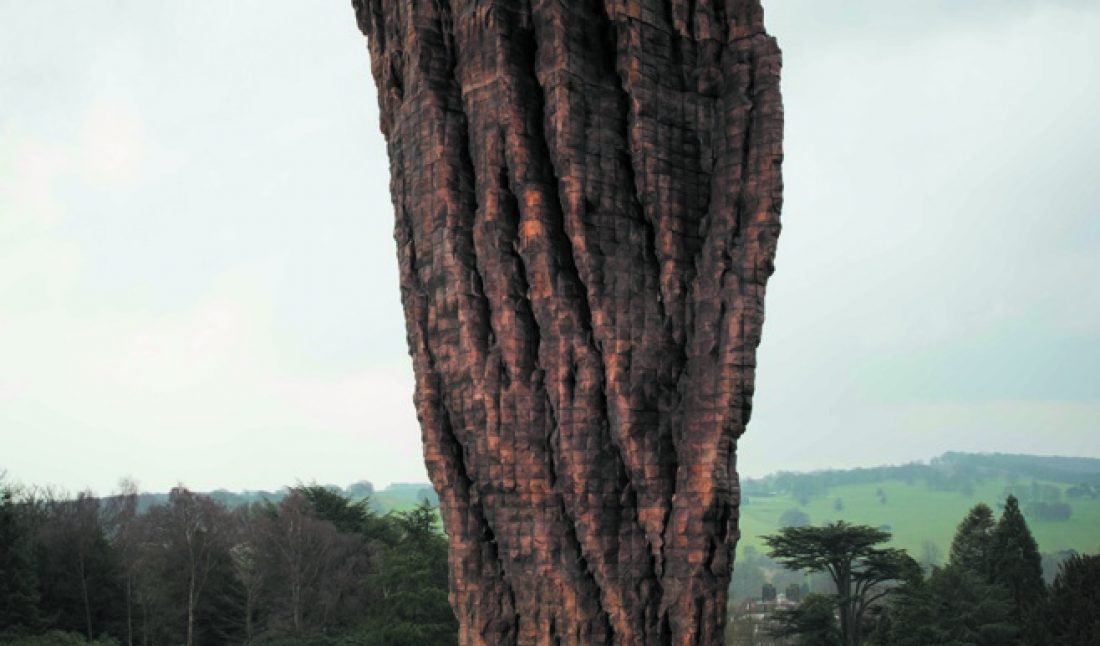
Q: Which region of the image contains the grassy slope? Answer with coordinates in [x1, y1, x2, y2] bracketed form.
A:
[369, 483, 439, 513]
[737, 477, 1100, 558]
[371, 492, 426, 513]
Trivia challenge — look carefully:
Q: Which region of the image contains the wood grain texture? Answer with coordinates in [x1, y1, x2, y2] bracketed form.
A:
[352, 1, 782, 643]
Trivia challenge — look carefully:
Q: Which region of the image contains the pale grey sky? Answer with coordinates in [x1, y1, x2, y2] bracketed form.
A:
[1, 1, 1097, 494]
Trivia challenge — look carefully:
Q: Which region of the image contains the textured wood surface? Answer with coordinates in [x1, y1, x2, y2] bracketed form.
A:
[352, 1, 782, 643]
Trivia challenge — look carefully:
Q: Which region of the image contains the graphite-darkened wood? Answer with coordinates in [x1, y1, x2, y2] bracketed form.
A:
[352, 1, 782, 643]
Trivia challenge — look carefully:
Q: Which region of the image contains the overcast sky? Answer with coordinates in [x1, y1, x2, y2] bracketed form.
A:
[2, 1, 1097, 494]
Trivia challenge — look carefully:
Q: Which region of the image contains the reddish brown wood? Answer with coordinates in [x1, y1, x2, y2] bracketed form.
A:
[352, 1, 782, 643]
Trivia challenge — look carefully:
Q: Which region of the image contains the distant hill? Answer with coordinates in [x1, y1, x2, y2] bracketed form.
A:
[736, 452, 1099, 579]
[742, 451, 1100, 501]
[932, 451, 1100, 485]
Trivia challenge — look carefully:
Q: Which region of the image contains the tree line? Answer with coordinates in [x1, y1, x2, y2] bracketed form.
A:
[0, 477, 457, 646]
[741, 452, 1100, 505]
[747, 495, 1098, 646]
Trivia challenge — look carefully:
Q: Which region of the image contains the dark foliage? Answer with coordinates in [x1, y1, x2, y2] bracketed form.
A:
[948, 503, 995, 574]
[33, 495, 127, 641]
[0, 482, 43, 632]
[873, 564, 1016, 646]
[778, 508, 810, 528]
[1047, 554, 1100, 645]
[0, 480, 456, 646]
[990, 497, 1047, 617]
[768, 593, 842, 646]
[763, 522, 919, 646]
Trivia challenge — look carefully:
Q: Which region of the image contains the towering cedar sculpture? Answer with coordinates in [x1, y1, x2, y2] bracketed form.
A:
[352, 1, 782, 643]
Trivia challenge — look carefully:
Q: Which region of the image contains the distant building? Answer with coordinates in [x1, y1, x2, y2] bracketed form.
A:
[727, 587, 802, 646]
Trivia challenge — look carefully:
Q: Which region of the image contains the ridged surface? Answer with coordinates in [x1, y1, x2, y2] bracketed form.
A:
[352, 1, 782, 643]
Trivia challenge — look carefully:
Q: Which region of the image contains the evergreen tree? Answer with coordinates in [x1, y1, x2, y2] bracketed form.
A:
[768, 593, 842, 646]
[990, 496, 1045, 608]
[990, 495, 1047, 644]
[294, 484, 374, 534]
[875, 564, 1016, 646]
[363, 501, 457, 646]
[948, 502, 995, 574]
[0, 483, 43, 632]
[1047, 553, 1100, 645]
[778, 508, 810, 528]
[34, 494, 126, 641]
[763, 522, 919, 646]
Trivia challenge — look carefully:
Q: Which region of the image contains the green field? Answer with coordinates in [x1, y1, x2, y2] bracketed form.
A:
[737, 477, 1100, 559]
[369, 482, 439, 514]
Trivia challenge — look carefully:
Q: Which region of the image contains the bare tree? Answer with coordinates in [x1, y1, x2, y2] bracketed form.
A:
[229, 516, 264, 644]
[246, 492, 369, 635]
[103, 478, 142, 646]
[144, 486, 232, 646]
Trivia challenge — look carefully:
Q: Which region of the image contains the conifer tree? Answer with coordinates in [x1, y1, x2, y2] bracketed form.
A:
[763, 522, 919, 646]
[990, 496, 1045, 608]
[364, 500, 457, 646]
[1048, 553, 1100, 644]
[948, 502, 996, 574]
[875, 564, 1016, 646]
[0, 482, 43, 632]
[990, 495, 1047, 644]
